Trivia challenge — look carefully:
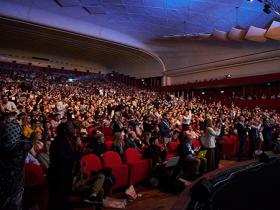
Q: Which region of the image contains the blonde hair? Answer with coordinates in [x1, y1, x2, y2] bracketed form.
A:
[113, 132, 123, 147]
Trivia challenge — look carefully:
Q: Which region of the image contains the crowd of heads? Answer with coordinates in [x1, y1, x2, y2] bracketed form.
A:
[1, 66, 280, 164]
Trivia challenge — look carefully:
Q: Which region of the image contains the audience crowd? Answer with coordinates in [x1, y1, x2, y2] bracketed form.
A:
[1, 66, 280, 210]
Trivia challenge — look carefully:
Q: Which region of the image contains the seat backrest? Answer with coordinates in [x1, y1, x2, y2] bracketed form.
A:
[192, 139, 201, 150]
[80, 154, 102, 175]
[101, 127, 113, 137]
[230, 135, 238, 142]
[167, 141, 179, 152]
[223, 136, 231, 143]
[103, 151, 122, 168]
[25, 163, 46, 187]
[105, 141, 113, 151]
[125, 148, 141, 163]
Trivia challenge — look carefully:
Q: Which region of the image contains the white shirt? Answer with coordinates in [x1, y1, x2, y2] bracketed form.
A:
[203, 127, 221, 148]
[183, 112, 192, 125]
[1, 101, 18, 113]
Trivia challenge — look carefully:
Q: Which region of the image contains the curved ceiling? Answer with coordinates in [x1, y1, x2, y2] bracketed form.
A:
[0, 0, 277, 43]
[0, 17, 164, 77]
[0, 0, 279, 78]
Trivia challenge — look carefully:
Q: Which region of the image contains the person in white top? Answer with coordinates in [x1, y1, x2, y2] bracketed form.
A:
[204, 119, 221, 171]
[0, 95, 18, 114]
[182, 110, 192, 131]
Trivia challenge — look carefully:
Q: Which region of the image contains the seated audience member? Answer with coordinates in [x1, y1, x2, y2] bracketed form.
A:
[178, 135, 202, 180]
[112, 132, 125, 156]
[124, 131, 141, 150]
[73, 170, 105, 204]
[37, 140, 51, 169]
[0, 94, 18, 113]
[186, 126, 200, 140]
[22, 115, 33, 138]
[25, 152, 40, 165]
[151, 125, 162, 143]
[87, 133, 106, 157]
[144, 137, 167, 166]
[171, 130, 180, 142]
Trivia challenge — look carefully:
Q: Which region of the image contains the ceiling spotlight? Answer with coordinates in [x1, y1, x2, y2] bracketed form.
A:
[247, 0, 254, 2]
[201, 91, 205, 95]
[220, 90, 224, 94]
[263, 4, 271, 14]
[251, 0, 280, 17]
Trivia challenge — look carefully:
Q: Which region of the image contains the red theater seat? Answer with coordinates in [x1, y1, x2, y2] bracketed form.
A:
[80, 154, 102, 175]
[25, 163, 46, 187]
[192, 139, 201, 150]
[222, 135, 239, 158]
[166, 141, 179, 160]
[101, 127, 113, 138]
[125, 148, 151, 185]
[105, 141, 113, 151]
[105, 136, 113, 142]
[24, 164, 48, 210]
[229, 135, 239, 154]
[69, 155, 104, 206]
[222, 136, 235, 158]
[102, 151, 129, 189]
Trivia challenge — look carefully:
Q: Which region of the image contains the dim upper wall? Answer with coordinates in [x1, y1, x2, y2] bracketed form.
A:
[0, 17, 164, 78]
[150, 40, 280, 85]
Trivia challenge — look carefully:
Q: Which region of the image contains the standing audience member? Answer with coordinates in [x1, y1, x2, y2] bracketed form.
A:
[235, 116, 248, 162]
[182, 110, 192, 131]
[47, 123, 76, 210]
[0, 111, 32, 210]
[248, 118, 261, 159]
[262, 118, 275, 151]
[160, 113, 171, 145]
[203, 119, 221, 171]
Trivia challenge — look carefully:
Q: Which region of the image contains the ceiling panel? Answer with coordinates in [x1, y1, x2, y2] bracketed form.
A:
[0, 18, 163, 77]
[1, 0, 277, 43]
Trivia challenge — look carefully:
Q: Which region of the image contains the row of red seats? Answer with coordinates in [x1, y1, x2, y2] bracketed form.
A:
[222, 135, 239, 158]
[222, 135, 264, 158]
[24, 148, 152, 210]
[81, 148, 152, 190]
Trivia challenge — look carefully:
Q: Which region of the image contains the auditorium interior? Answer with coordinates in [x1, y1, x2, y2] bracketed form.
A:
[0, 0, 280, 210]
